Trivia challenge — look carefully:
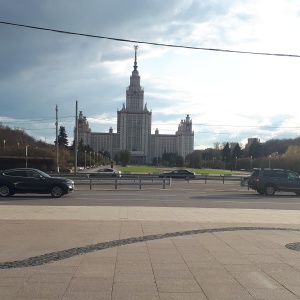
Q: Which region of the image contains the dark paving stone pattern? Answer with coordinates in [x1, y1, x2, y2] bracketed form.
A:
[0, 226, 299, 269]
[286, 242, 300, 251]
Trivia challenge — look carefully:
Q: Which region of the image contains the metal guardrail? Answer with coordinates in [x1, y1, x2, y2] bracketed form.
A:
[73, 177, 172, 190]
[52, 172, 249, 186]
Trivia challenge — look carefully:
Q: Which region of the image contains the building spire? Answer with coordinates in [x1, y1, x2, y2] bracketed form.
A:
[133, 45, 139, 71]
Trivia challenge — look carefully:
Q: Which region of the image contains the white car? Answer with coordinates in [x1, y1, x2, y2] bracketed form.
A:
[89, 168, 121, 178]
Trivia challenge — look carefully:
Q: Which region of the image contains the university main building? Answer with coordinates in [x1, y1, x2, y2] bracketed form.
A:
[77, 46, 194, 164]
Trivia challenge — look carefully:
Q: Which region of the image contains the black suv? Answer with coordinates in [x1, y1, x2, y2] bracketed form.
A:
[0, 168, 74, 198]
[248, 168, 300, 196]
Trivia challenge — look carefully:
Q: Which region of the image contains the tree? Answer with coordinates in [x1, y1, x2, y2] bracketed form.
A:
[221, 143, 231, 162]
[186, 150, 202, 168]
[232, 143, 242, 159]
[103, 150, 111, 159]
[118, 150, 131, 166]
[284, 146, 300, 159]
[114, 152, 120, 165]
[249, 140, 262, 158]
[152, 157, 158, 166]
[56, 126, 68, 148]
[176, 156, 184, 167]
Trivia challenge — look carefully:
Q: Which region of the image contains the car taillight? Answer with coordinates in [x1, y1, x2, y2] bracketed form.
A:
[253, 176, 260, 181]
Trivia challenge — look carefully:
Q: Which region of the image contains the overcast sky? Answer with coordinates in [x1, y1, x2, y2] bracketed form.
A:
[1, 0, 300, 150]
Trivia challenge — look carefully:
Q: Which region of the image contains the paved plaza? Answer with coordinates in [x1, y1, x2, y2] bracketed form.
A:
[0, 192, 300, 299]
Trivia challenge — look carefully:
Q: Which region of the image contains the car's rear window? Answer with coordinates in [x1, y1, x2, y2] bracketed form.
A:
[251, 170, 260, 176]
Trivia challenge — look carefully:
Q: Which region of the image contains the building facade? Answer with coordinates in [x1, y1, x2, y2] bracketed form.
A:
[77, 46, 194, 164]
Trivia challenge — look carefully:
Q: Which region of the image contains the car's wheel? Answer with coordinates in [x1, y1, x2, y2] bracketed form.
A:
[0, 185, 11, 197]
[50, 186, 64, 198]
[264, 184, 276, 196]
[257, 190, 264, 195]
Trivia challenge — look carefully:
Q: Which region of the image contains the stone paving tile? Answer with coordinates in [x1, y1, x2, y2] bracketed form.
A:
[151, 262, 191, 272]
[62, 291, 112, 300]
[114, 262, 153, 275]
[80, 256, 117, 265]
[112, 290, 159, 300]
[263, 268, 300, 287]
[14, 282, 69, 299]
[211, 251, 254, 265]
[284, 285, 300, 298]
[112, 282, 158, 293]
[0, 268, 33, 278]
[253, 262, 296, 272]
[159, 293, 208, 300]
[74, 264, 115, 277]
[153, 269, 195, 279]
[116, 251, 150, 261]
[247, 288, 300, 300]
[26, 273, 73, 283]
[114, 272, 155, 283]
[156, 277, 203, 293]
[193, 269, 239, 286]
[66, 277, 113, 293]
[149, 254, 186, 264]
[200, 282, 255, 300]
[0, 286, 20, 300]
[186, 259, 224, 269]
[32, 265, 78, 274]
[231, 270, 282, 289]
[244, 254, 284, 264]
[0, 277, 29, 287]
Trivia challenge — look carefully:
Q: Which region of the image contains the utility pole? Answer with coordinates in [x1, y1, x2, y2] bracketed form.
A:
[74, 100, 78, 174]
[55, 105, 59, 172]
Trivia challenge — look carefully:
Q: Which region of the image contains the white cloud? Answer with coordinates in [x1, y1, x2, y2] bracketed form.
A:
[1, 0, 300, 151]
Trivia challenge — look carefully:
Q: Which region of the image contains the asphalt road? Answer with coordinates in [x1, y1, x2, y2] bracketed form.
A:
[1, 180, 300, 210]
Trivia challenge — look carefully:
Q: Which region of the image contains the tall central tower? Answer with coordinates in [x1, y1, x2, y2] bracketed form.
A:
[117, 45, 152, 164]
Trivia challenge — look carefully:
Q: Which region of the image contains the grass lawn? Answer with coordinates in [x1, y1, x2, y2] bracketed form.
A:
[118, 166, 244, 175]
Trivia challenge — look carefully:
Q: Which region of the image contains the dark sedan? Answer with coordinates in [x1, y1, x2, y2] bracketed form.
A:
[158, 169, 196, 179]
[0, 168, 74, 198]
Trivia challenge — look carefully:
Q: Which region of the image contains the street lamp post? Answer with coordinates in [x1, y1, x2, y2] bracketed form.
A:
[235, 156, 237, 170]
[25, 145, 28, 168]
[90, 151, 91, 168]
[84, 150, 86, 169]
[3, 140, 5, 150]
[250, 156, 253, 170]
